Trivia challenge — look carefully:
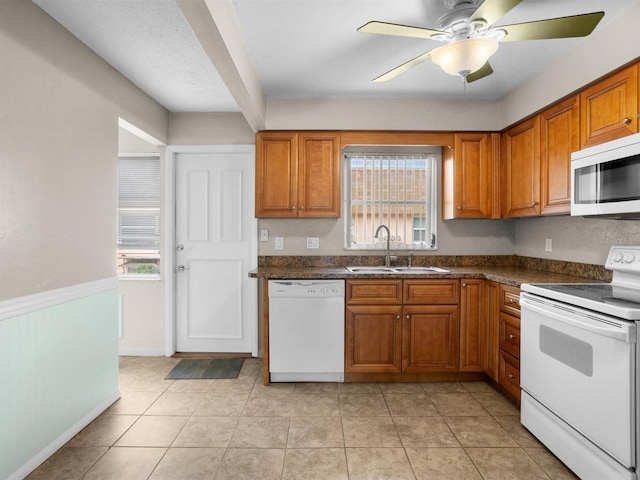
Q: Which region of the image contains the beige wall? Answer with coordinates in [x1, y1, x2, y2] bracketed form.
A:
[169, 112, 255, 144]
[266, 98, 503, 131]
[118, 280, 166, 355]
[515, 216, 640, 266]
[258, 216, 515, 257]
[0, 1, 168, 301]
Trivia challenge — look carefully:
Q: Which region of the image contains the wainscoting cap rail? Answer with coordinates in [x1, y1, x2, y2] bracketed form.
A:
[0, 277, 118, 322]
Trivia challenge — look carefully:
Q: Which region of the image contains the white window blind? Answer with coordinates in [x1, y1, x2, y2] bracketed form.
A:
[117, 155, 160, 251]
[345, 152, 438, 250]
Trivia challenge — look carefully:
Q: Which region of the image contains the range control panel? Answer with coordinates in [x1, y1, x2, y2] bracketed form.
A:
[606, 246, 640, 273]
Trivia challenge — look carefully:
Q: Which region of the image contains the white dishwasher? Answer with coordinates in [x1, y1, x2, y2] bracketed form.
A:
[268, 280, 345, 382]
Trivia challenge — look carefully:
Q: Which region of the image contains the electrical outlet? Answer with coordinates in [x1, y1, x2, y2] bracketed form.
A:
[545, 238, 552, 252]
[306, 237, 320, 249]
[260, 229, 269, 242]
[275, 236, 284, 251]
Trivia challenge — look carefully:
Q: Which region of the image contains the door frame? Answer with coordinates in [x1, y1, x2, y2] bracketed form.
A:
[164, 145, 258, 357]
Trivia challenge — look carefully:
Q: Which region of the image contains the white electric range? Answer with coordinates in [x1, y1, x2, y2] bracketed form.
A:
[520, 246, 640, 480]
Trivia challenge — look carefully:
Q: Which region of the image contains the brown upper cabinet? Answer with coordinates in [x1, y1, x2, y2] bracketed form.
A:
[443, 133, 500, 219]
[540, 95, 580, 215]
[255, 131, 341, 218]
[580, 64, 639, 148]
[502, 116, 541, 218]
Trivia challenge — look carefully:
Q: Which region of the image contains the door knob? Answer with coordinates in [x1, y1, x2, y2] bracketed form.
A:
[177, 265, 188, 272]
[176, 244, 184, 251]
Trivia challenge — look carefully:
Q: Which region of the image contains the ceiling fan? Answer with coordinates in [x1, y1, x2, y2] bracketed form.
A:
[357, 0, 604, 83]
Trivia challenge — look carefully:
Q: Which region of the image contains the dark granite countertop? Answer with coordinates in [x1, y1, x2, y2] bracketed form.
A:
[249, 265, 601, 288]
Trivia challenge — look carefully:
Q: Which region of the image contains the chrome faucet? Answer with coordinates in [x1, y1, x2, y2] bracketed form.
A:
[374, 224, 392, 267]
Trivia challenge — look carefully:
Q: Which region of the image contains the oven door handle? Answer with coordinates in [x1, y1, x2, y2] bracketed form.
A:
[521, 296, 636, 342]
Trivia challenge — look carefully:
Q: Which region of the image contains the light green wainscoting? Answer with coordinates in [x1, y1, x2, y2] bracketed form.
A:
[0, 278, 120, 480]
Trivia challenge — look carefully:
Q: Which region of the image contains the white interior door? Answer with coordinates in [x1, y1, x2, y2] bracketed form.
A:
[175, 150, 257, 354]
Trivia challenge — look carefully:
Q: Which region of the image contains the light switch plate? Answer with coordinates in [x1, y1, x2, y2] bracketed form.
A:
[306, 237, 320, 249]
[275, 237, 284, 250]
[260, 229, 269, 242]
[545, 238, 552, 252]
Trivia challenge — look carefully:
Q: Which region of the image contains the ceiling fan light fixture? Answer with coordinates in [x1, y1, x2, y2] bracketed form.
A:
[430, 37, 498, 78]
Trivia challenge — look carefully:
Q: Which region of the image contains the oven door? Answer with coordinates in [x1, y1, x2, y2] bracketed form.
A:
[521, 293, 636, 468]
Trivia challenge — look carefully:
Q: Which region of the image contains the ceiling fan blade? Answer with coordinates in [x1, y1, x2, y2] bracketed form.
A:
[358, 21, 443, 39]
[469, 0, 524, 29]
[499, 12, 605, 42]
[466, 62, 494, 83]
[373, 51, 433, 82]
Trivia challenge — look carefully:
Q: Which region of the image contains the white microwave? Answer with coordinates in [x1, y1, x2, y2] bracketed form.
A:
[571, 132, 640, 219]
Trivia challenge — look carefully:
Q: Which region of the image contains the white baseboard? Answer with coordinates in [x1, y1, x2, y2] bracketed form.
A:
[9, 391, 121, 480]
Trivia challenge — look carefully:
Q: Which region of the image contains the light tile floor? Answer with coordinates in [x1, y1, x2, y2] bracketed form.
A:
[26, 357, 579, 480]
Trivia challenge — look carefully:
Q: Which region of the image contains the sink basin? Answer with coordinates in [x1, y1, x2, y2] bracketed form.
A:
[345, 266, 450, 274]
[393, 266, 450, 273]
[345, 266, 399, 273]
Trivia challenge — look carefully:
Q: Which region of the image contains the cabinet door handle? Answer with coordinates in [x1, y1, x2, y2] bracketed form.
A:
[299, 206, 305, 210]
[395, 315, 401, 320]
[457, 206, 462, 210]
[462, 283, 467, 288]
[508, 374, 516, 379]
[531, 201, 539, 207]
[405, 314, 410, 320]
[623, 117, 632, 125]
[290, 206, 296, 211]
[509, 334, 516, 340]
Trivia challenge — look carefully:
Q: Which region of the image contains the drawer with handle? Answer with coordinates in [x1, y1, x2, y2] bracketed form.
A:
[499, 312, 521, 358]
[499, 349, 521, 404]
[500, 284, 521, 317]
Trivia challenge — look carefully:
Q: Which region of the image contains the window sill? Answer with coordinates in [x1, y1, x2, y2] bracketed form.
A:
[118, 274, 161, 282]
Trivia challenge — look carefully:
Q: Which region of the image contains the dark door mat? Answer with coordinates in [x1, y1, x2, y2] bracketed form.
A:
[166, 357, 244, 379]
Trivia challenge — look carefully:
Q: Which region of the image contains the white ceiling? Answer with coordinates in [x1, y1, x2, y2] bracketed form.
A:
[33, 0, 639, 117]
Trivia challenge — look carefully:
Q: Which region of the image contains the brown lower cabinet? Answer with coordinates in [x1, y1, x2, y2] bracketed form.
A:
[402, 304, 459, 373]
[345, 279, 485, 379]
[499, 350, 521, 402]
[345, 304, 403, 373]
[497, 284, 520, 404]
[484, 281, 501, 380]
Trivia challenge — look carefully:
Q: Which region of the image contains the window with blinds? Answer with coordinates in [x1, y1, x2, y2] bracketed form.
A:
[117, 155, 161, 276]
[344, 152, 438, 250]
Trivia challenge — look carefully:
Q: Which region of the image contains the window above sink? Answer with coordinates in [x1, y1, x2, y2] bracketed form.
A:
[342, 146, 441, 252]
